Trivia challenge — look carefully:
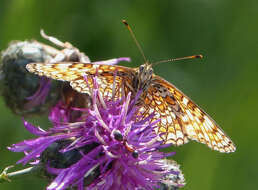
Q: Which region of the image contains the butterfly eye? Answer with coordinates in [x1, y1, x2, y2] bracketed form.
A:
[139, 65, 144, 73]
[148, 69, 153, 75]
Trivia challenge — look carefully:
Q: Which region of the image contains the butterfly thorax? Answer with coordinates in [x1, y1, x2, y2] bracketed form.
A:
[132, 63, 153, 93]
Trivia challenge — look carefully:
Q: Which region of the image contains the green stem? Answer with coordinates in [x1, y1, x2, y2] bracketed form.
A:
[0, 165, 41, 183]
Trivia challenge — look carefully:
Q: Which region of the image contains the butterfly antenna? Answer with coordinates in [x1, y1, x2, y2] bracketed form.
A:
[122, 20, 148, 63]
[152, 54, 203, 67]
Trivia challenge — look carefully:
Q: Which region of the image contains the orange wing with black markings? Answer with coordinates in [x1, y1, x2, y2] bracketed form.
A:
[26, 62, 135, 99]
[26, 61, 236, 153]
[142, 75, 236, 153]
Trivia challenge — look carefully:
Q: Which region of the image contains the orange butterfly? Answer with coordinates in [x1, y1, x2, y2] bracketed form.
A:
[26, 21, 236, 153]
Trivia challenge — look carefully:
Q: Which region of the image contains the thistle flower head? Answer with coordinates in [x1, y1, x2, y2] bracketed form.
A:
[0, 41, 61, 115]
[8, 75, 184, 189]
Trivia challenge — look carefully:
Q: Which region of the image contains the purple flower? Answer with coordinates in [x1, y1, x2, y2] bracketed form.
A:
[8, 76, 184, 190]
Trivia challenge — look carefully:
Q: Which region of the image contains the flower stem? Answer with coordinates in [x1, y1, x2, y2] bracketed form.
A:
[0, 165, 42, 183]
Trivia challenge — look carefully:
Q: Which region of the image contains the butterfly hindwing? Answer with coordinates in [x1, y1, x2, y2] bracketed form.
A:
[151, 75, 236, 153]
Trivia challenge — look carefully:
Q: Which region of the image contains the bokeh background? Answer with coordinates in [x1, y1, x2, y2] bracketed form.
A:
[0, 0, 257, 190]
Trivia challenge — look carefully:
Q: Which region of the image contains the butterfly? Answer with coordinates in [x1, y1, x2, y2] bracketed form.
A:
[26, 21, 236, 153]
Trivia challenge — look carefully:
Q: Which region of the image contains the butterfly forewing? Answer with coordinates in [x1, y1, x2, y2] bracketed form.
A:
[26, 62, 135, 98]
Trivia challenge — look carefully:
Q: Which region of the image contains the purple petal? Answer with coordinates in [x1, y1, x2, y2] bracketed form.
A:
[24, 77, 51, 109]
[92, 57, 131, 65]
[47, 147, 103, 190]
[22, 119, 47, 136]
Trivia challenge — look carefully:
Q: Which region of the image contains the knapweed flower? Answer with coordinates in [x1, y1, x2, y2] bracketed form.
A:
[8, 76, 184, 190]
[0, 41, 61, 115]
[0, 31, 129, 116]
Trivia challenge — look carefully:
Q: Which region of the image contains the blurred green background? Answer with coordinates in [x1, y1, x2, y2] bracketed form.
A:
[0, 0, 257, 190]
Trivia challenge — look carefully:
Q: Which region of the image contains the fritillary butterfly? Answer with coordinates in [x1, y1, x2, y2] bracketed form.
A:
[26, 21, 236, 153]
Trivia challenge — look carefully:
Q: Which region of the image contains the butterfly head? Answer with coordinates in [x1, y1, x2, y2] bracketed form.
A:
[133, 63, 153, 92]
[138, 62, 153, 79]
